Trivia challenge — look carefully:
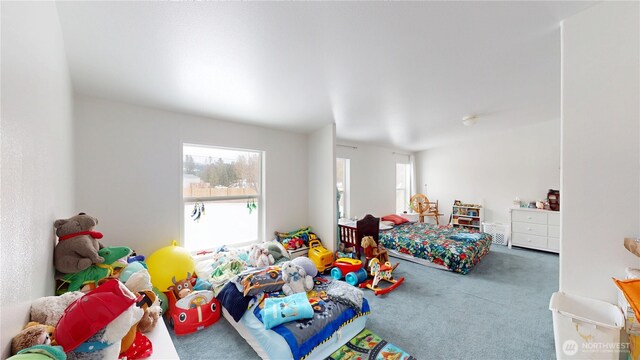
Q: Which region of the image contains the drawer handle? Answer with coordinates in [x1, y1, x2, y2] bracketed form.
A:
[527, 239, 532, 242]
[527, 216, 532, 219]
[527, 227, 532, 231]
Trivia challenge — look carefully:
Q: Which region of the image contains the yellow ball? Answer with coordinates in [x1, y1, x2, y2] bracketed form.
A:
[147, 240, 195, 292]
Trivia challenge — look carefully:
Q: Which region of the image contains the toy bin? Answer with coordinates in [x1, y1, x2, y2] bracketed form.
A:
[482, 222, 508, 246]
[549, 292, 625, 360]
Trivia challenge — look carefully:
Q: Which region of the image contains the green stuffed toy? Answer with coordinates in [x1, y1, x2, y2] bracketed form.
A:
[61, 247, 131, 291]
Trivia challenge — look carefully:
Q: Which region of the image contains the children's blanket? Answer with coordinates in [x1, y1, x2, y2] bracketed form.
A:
[253, 277, 370, 360]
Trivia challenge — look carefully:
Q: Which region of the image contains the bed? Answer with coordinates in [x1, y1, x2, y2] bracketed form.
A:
[217, 274, 370, 360]
[378, 222, 492, 274]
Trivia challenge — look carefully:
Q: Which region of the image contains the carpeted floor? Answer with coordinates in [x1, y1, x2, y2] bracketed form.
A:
[169, 245, 559, 359]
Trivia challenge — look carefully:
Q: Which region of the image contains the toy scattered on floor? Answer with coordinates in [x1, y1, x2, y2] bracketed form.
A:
[285, 238, 305, 250]
[11, 323, 55, 356]
[359, 258, 404, 296]
[308, 239, 334, 273]
[127, 253, 145, 263]
[281, 261, 314, 295]
[147, 240, 195, 292]
[56, 280, 143, 360]
[120, 290, 157, 356]
[30, 291, 84, 327]
[361, 236, 389, 265]
[118, 332, 152, 360]
[6, 345, 66, 360]
[345, 268, 368, 286]
[53, 213, 105, 274]
[331, 258, 364, 284]
[291, 256, 318, 277]
[336, 242, 356, 259]
[165, 287, 220, 335]
[169, 273, 195, 299]
[123, 268, 153, 293]
[249, 245, 275, 267]
[60, 246, 131, 292]
[119, 261, 147, 283]
[137, 298, 162, 334]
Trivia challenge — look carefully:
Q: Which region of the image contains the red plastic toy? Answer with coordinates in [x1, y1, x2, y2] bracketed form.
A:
[165, 289, 220, 335]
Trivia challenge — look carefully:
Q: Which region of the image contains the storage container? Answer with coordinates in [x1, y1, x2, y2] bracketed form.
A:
[482, 222, 508, 246]
[549, 292, 625, 359]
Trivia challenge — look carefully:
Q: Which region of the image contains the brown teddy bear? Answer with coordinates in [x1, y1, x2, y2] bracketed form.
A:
[11, 323, 55, 355]
[54, 213, 105, 274]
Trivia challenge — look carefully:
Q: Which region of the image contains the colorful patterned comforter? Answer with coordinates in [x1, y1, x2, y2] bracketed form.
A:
[379, 223, 492, 274]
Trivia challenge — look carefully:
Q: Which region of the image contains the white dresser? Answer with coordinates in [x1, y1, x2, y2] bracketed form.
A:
[509, 208, 560, 253]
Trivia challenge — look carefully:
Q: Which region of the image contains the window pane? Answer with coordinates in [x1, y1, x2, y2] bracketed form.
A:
[184, 199, 258, 251]
[396, 164, 406, 189]
[183, 144, 262, 251]
[183, 145, 260, 197]
[396, 189, 405, 213]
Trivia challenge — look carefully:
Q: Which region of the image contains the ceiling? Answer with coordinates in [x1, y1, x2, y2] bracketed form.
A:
[55, 1, 595, 151]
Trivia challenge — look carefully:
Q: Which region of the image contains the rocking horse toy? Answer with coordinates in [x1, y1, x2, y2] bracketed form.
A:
[359, 258, 404, 296]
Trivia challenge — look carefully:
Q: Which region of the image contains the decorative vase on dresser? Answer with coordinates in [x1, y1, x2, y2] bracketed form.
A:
[509, 208, 560, 253]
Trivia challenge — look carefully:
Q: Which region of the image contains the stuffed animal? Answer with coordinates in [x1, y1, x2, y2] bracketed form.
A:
[124, 269, 153, 293]
[120, 290, 157, 353]
[30, 291, 84, 327]
[255, 248, 275, 267]
[137, 296, 162, 333]
[54, 213, 105, 274]
[7, 345, 66, 360]
[56, 280, 143, 360]
[11, 323, 55, 355]
[61, 246, 131, 292]
[169, 273, 194, 299]
[281, 261, 313, 295]
[249, 245, 274, 267]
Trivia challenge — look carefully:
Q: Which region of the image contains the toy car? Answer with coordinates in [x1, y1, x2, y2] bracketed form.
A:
[165, 289, 220, 335]
[330, 258, 363, 280]
[308, 239, 334, 273]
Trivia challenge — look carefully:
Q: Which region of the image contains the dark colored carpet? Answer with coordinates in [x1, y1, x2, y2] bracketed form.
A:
[169, 245, 559, 359]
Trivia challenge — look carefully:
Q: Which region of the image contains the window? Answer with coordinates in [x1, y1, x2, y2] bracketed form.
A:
[183, 144, 262, 251]
[336, 158, 350, 219]
[396, 163, 411, 213]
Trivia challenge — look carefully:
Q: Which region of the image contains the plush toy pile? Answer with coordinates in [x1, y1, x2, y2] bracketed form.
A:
[8, 213, 164, 360]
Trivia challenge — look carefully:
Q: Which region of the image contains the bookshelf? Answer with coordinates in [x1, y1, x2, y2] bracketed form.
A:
[451, 204, 483, 230]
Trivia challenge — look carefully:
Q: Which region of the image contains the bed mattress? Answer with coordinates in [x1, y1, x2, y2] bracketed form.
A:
[379, 222, 492, 274]
[223, 305, 368, 360]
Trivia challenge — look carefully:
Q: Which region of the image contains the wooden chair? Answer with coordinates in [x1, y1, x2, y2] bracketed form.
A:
[410, 194, 442, 224]
[357, 214, 388, 266]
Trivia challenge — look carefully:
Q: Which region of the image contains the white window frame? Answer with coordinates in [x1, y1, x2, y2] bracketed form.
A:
[395, 161, 412, 214]
[182, 143, 264, 251]
[336, 158, 350, 219]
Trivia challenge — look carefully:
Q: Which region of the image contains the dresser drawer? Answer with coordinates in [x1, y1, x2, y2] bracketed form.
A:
[548, 212, 560, 226]
[512, 221, 547, 237]
[548, 237, 560, 251]
[512, 210, 547, 224]
[548, 225, 560, 238]
[512, 233, 548, 249]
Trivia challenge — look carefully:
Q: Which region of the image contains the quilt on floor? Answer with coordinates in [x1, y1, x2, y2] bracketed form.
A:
[379, 222, 492, 274]
[253, 277, 371, 360]
[326, 328, 416, 360]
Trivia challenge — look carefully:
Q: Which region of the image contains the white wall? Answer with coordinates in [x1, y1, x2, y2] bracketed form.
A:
[416, 120, 561, 225]
[0, 2, 75, 357]
[336, 141, 415, 219]
[560, 2, 640, 303]
[309, 124, 337, 252]
[74, 95, 309, 257]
